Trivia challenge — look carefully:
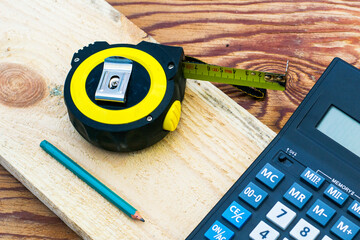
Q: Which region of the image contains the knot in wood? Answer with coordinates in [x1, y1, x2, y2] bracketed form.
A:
[0, 63, 46, 107]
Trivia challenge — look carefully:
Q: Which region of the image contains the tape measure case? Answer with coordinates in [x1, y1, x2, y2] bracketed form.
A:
[64, 41, 186, 152]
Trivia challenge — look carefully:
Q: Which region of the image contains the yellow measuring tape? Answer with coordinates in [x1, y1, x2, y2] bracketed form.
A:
[182, 57, 288, 95]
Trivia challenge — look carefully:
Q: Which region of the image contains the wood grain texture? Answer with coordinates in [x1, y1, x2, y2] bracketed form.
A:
[1, 0, 360, 239]
[111, 0, 360, 132]
[0, 0, 274, 239]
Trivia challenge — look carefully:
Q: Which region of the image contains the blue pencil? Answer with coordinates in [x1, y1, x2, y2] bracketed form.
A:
[40, 140, 145, 222]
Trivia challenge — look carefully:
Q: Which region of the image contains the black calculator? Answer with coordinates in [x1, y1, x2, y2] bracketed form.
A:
[186, 58, 360, 240]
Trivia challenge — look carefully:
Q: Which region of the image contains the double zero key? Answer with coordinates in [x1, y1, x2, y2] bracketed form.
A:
[239, 182, 268, 209]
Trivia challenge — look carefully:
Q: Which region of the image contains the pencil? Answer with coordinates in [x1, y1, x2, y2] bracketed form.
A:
[40, 140, 145, 222]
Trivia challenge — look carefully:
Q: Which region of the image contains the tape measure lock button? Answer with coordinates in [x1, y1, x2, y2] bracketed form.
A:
[64, 41, 186, 152]
[163, 100, 181, 131]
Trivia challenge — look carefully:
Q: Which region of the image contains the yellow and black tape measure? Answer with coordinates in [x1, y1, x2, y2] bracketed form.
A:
[64, 41, 287, 152]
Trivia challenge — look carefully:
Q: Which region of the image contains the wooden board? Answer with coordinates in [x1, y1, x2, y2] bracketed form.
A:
[0, 0, 275, 239]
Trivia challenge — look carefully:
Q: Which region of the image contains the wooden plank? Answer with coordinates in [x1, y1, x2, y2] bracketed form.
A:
[3, 0, 360, 238]
[0, 0, 275, 239]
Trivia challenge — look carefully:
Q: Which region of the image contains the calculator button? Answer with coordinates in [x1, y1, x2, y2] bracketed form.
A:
[249, 221, 280, 240]
[348, 200, 360, 220]
[204, 220, 234, 240]
[289, 218, 320, 240]
[330, 216, 360, 240]
[322, 236, 333, 240]
[256, 163, 285, 189]
[221, 201, 251, 229]
[283, 182, 312, 209]
[266, 201, 296, 230]
[306, 199, 336, 226]
[239, 182, 268, 209]
[300, 167, 325, 189]
[324, 184, 349, 206]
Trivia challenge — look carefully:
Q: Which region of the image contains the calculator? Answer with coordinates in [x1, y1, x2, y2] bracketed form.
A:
[186, 58, 360, 240]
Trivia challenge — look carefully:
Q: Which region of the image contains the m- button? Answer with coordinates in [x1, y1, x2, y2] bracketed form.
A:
[256, 163, 285, 189]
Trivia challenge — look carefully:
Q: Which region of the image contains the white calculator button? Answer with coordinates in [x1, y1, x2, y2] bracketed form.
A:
[290, 218, 320, 240]
[266, 201, 297, 230]
[250, 221, 280, 240]
[321, 236, 333, 240]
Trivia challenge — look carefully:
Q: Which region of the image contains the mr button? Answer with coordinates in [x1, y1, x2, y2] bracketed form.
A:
[256, 163, 285, 189]
[284, 183, 312, 209]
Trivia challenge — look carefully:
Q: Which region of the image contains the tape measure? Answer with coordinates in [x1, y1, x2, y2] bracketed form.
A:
[64, 41, 287, 152]
[182, 59, 286, 91]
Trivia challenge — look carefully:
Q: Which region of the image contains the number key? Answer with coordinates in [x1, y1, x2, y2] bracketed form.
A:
[249, 221, 280, 240]
[266, 201, 296, 230]
[290, 218, 320, 240]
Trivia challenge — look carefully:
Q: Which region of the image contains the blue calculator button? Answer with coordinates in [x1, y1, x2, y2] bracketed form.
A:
[256, 163, 285, 189]
[222, 201, 251, 229]
[324, 184, 349, 206]
[204, 220, 234, 240]
[300, 167, 325, 189]
[283, 182, 312, 209]
[239, 182, 268, 209]
[348, 200, 360, 220]
[331, 216, 360, 240]
[306, 199, 336, 226]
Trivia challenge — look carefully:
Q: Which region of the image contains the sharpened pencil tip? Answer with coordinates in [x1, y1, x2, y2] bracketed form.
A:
[132, 211, 145, 222]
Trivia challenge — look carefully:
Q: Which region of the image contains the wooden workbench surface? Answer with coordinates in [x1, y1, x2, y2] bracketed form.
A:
[1, 0, 360, 239]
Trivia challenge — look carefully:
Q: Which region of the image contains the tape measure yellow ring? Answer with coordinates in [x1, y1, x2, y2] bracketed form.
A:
[64, 41, 186, 152]
[70, 47, 167, 125]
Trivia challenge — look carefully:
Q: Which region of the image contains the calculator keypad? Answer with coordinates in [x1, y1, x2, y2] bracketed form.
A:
[221, 201, 251, 229]
[256, 163, 285, 189]
[283, 182, 312, 209]
[266, 201, 296, 230]
[348, 200, 360, 219]
[289, 218, 320, 240]
[239, 182, 268, 209]
[324, 184, 349, 206]
[306, 199, 336, 226]
[322, 236, 333, 240]
[204, 220, 234, 240]
[249, 221, 280, 240]
[330, 216, 360, 240]
[300, 167, 325, 189]
[201, 161, 360, 240]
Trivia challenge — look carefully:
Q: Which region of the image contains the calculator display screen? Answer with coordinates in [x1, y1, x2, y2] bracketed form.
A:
[317, 106, 360, 157]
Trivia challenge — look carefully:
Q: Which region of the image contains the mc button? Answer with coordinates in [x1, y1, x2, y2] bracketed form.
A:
[256, 163, 285, 189]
